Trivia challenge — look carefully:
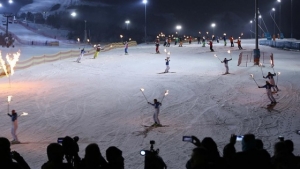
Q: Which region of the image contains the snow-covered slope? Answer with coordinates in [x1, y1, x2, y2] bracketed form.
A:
[0, 40, 300, 168]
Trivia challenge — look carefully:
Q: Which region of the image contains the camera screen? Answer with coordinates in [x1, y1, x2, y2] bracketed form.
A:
[236, 136, 243, 141]
[57, 138, 64, 144]
[182, 136, 192, 142]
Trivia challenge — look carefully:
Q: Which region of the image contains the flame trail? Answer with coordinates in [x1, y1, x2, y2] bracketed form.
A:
[6, 51, 20, 75]
[0, 52, 8, 77]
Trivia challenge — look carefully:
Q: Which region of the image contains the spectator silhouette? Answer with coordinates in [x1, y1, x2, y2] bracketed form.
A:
[41, 143, 74, 169]
[201, 137, 223, 168]
[186, 147, 209, 169]
[79, 143, 108, 169]
[271, 140, 299, 169]
[106, 146, 124, 169]
[0, 137, 30, 169]
[233, 134, 271, 169]
[223, 135, 237, 168]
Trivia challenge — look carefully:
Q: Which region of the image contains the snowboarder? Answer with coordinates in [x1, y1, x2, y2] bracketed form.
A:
[148, 99, 162, 126]
[263, 72, 278, 92]
[230, 36, 234, 47]
[202, 37, 206, 47]
[208, 40, 214, 52]
[235, 38, 243, 50]
[155, 39, 160, 54]
[258, 81, 277, 104]
[124, 41, 128, 55]
[7, 110, 20, 144]
[76, 48, 85, 63]
[93, 44, 101, 59]
[221, 58, 232, 74]
[223, 35, 227, 46]
[165, 57, 170, 73]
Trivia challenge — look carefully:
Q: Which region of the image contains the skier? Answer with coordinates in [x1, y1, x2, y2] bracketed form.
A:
[179, 37, 183, 47]
[175, 37, 178, 45]
[165, 57, 170, 73]
[208, 40, 214, 52]
[263, 72, 278, 92]
[167, 38, 171, 47]
[230, 36, 234, 47]
[223, 35, 227, 46]
[221, 58, 232, 74]
[235, 38, 243, 50]
[76, 48, 85, 63]
[148, 99, 162, 126]
[93, 44, 101, 59]
[7, 110, 20, 144]
[124, 41, 128, 55]
[189, 36, 192, 44]
[197, 36, 201, 44]
[258, 81, 277, 104]
[163, 38, 167, 47]
[155, 39, 160, 54]
[202, 37, 206, 47]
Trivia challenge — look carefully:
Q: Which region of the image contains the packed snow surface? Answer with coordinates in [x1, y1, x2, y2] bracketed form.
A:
[0, 39, 300, 169]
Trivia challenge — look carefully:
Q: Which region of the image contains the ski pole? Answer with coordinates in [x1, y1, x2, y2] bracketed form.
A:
[140, 88, 149, 103]
[161, 90, 169, 103]
[214, 54, 221, 61]
[250, 74, 259, 87]
[259, 63, 264, 77]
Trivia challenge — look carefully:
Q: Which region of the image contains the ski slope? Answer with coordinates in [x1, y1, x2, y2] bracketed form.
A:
[0, 40, 300, 168]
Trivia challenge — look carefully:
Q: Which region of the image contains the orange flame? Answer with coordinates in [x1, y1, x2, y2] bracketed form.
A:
[0, 52, 8, 77]
[6, 51, 20, 75]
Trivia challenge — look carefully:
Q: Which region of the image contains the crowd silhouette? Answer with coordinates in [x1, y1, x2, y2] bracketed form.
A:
[1, 133, 300, 169]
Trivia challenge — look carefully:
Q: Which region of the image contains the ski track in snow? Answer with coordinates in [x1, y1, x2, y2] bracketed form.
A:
[1, 41, 300, 168]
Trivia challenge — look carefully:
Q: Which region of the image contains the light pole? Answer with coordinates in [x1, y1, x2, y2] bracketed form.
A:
[125, 20, 130, 30]
[142, 0, 147, 43]
[176, 25, 182, 38]
[291, 0, 293, 38]
[259, 15, 261, 38]
[84, 20, 87, 43]
[211, 23, 216, 37]
[277, 0, 281, 36]
[271, 8, 275, 36]
[250, 20, 253, 39]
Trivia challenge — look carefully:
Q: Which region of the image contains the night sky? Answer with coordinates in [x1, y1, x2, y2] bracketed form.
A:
[5, 0, 300, 39]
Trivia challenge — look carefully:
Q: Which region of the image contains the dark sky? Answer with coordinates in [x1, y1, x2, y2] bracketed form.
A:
[97, 0, 299, 38]
[7, 0, 300, 39]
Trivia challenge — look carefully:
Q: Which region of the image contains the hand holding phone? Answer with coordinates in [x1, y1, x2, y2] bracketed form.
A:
[182, 136, 193, 143]
[236, 135, 244, 141]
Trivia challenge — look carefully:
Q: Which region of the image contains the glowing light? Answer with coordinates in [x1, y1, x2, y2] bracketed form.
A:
[250, 74, 254, 78]
[164, 49, 167, 53]
[125, 20, 130, 24]
[278, 72, 281, 75]
[250, 20, 253, 23]
[272, 8, 275, 11]
[143, 0, 147, 4]
[20, 112, 28, 116]
[176, 25, 182, 30]
[165, 90, 169, 96]
[0, 53, 8, 77]
[214, 54, 217, 57]
[140, 88, 144, 92]
[7, 95, 12, 102]
[211, 23, 216, 27]
[6, 51, 20, 75]
[227, 50, 231, 54]
[71, 12, 77, 17]
[9, 0, 13, 4]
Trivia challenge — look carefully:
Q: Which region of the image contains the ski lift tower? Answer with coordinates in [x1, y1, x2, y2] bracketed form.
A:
[3, 13, 14, 36]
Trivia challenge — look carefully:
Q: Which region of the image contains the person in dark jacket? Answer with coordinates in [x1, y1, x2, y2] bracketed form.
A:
[258, 81, 277, 104]
[0, 137, 30, 169]
[106, 146, 124, 169]
[221, 58, 232, 74]
[7, 110, 19, 143]
[79, 143, 108, 169]
[148, 99, 162, 126]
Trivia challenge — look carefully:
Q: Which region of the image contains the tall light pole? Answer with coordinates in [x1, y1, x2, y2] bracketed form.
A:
[272, 8, 275, 36]
[125, 20, 130, 30]
[253, 0, 260, 65]
[291, 0, 293, 38]
[176, 25, 182, 38]
[250, 20, 253, 39]
[143, 0, 147, 44]
[211, 23, 216, 39]
[277, 0, 281, 36]
[84, 20, 87, 43]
